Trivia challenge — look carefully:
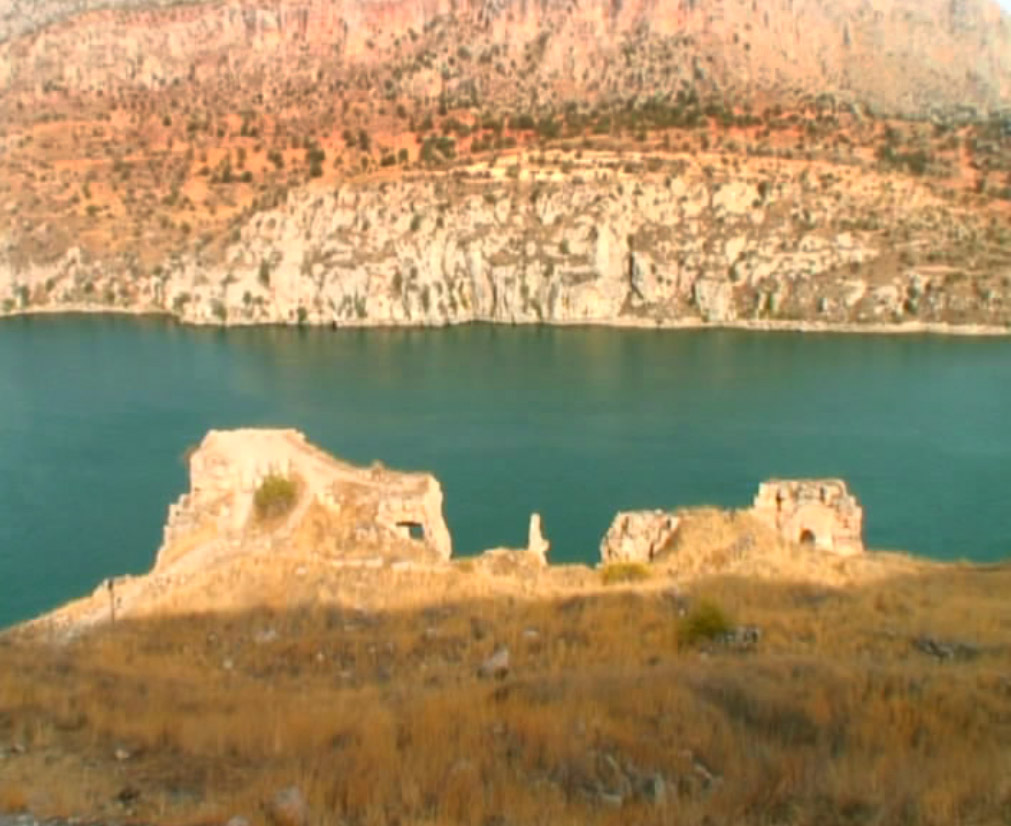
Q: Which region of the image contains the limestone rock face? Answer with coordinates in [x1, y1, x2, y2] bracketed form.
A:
[750, 479, 864, 555]
[157, 429, 453, 572]
[2, 157, 1010, 332]
[600, 510, 681, 565]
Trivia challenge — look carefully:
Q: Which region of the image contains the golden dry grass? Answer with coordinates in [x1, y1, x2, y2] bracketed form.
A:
[2, 566, 1011, 825]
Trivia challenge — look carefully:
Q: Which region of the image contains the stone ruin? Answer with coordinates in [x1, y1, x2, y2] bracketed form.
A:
[599, 510, 681, 565]
[157, 432, 864, 579]
[750, 478, 864, 556]
[600, 479, 865, 564]
[157, 429, 452, 571]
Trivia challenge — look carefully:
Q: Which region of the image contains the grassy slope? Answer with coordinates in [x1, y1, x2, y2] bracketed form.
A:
[1, 565, 1010, 825]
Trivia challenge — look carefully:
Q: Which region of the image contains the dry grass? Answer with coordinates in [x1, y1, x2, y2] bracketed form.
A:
[1, 566, 1011, 824]
[0, 783, 28, 813]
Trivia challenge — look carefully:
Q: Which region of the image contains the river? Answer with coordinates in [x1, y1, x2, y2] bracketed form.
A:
[1, 316, 1009, 627]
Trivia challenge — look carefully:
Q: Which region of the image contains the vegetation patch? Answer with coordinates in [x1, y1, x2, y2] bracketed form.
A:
[678, 598, 734, 646]
[600, 561, 652, 584]
[253, 474, 298, 521]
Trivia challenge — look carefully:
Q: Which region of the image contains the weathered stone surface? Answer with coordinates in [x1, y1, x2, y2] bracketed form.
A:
[527, 513, 550, 564]
[4, 161, 1009, 333]
[600, 510, 680, 565]
[158, 429, 453, 572]
[600, 479, 864, 566]
[750, 479, 864, 555]
[912, 635, 981, 662]
[266, 786, 308, 826]
[477, 646, 510, 679]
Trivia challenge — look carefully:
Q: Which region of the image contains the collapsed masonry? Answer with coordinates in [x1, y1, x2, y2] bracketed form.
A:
[600, 479, 865, 565]
[157, 430, 864, 580]
[156, 429, 452, 572]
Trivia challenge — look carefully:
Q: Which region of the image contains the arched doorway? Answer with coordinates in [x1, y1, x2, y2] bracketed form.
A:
[799, 528, 817, 547]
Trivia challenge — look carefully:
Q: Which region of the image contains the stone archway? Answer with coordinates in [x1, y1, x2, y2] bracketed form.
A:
[799, 528, 817, 547]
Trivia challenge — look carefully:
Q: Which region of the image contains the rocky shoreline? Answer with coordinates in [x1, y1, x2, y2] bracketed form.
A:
[3, 306, 1009, 337]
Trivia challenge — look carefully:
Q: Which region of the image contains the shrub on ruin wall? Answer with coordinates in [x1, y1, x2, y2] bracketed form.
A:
[254, 475, 298, 521]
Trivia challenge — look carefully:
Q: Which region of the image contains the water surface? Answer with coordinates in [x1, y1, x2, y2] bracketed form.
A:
[1, 317, 1009, 627]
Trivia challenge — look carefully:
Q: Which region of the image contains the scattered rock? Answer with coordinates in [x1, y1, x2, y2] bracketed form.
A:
[639, 773, 667, 806]
[913, 636, 980, 662]
[266, 786, 309, 826]
[718, 625, 762, 649]
[113, 746, 131, 761]
[254, 627, 278, 644]
[597, 791, 624, 809]
[477, 646, 510, 680]
[470, 617, 489, 641]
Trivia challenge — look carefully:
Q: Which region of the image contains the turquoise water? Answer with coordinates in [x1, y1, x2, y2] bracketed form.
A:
[1, 316, 1010, 627]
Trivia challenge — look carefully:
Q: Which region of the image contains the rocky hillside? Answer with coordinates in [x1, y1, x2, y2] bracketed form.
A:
[1, 0, 1010, 331]
[1, 0, 1009, 115]
[3, 429, 1009, 825]
[3, 146, 1011, 329]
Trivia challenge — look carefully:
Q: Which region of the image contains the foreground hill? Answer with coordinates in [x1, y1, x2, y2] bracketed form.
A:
[1, 430, 1009, 824]
[2, 557, 1010, 824]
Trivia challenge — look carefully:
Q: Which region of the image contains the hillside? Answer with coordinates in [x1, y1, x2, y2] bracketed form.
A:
[0, 429, 1009, 824]
[1, 0, 1011, 330]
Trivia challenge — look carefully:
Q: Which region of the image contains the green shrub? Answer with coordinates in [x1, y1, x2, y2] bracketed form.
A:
[254, 475, 298, 520]
[678, 599, 733, 646]
[601, 562, 652, 585]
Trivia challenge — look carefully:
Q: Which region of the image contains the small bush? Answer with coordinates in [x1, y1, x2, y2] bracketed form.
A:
[678, 599, 733, 646]
[254, 475, 298, 521]
[601, 562, 652, 585]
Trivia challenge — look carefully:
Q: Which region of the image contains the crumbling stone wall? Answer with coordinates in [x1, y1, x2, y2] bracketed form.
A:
[599, 510, 681, 565]
[157, 429, 453, 571]
[750, 479, 864, 555]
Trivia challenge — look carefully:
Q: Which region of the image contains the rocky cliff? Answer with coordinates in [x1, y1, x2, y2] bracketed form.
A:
[3, 150, 1009, 330]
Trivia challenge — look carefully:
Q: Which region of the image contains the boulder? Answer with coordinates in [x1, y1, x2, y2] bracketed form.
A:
[477, 646, 510, 680]
[267, 786, 308, 826]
